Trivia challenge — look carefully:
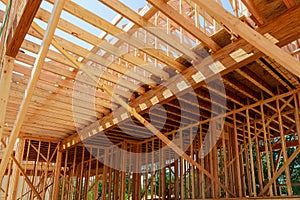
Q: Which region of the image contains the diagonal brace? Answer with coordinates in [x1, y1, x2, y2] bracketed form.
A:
[32, 21, 235, 197]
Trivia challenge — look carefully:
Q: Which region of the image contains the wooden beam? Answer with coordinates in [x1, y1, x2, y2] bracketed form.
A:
[241, 0, 265, 25]
[0, 56, 14, 139]
[101, 0, 220, 53]
[259, 139, 299, 152]
[5, 0, 42, 57]
[233, 108, 243, 197]
[32, 21, 234, 197]
[8, 139, 25, 200]
[291, 48, 300, 56]
[0, 140, 42, 200]
[283, 0, 296, 8]
[47, 0, 186, 72]
[236, 68, 274, 96]
[276, 98, 292, 195]
[259, 147, 300, 196]
[246, 107, 256, 197]
[0, 0, 66, 181]
[22, 7, 169, 80]
[98, 0, 203, 61]
[61, 4, 300, 149]
[24, 29, 153, 92]
[192, 0, 300, 78]
[52, 150, 62, 199]
[10, 156, 42, 200]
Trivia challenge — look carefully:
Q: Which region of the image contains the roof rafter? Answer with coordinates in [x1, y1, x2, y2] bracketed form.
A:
[192, 0, 300, 78]
[46, 0, 187, 72]
[61, 3, 300, 149]
[32, 7, 170, 80]
[99, 0, 206, 62]
[100, 0, 220, 54]
[31, 20, 234, 196]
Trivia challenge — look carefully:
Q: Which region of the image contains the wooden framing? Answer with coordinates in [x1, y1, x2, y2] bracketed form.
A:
[192, 0, 300, 78]
[8, 139, 24, 200]
[32, 18, 235, 196]
[61, 4, 300, 149]
[0, 0, 300, 199]
[52, 150, 62, 199]
[0, 56, 14, 139]
[240, 0, 265, 25]
[283, 0, 296, 8]
[5, 0, 42, 57]
[0, 0, 66, 181]
[81, 90, 299, 199]
[146, 0, 220, 52]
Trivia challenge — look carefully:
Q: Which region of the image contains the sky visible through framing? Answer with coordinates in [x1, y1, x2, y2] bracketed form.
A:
[0, 0, 235, 61]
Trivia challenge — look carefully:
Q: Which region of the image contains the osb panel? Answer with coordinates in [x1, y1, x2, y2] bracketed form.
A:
[253, 0, 287, 21]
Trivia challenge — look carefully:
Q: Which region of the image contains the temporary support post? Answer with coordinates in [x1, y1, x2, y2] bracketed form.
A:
[52, 150, 62, 199]
[61, 148, 68, 199]
[243, 125, 252, 196]
[41, 142, 52, 199]
[20, 140, 30, 199]
[78, 146, 85, 199]
[30, 141, 41, 200]
[246, 107, 256, 197]
[69, 146, 77, 200]
[233, 107, 243, 197]
[254, 122, 264, 191]
[101, 149, 108, 200]
[4, 158, 13, 200]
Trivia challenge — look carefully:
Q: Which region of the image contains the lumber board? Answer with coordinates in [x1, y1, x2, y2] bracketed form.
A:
[5, 0, 42, 57]
[61, 4, 300, 149]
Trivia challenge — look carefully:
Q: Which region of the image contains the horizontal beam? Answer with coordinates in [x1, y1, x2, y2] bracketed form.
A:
[61, 4, 300, 149]
[32, 20, 234, 196]
[259, 139, 299, 152]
